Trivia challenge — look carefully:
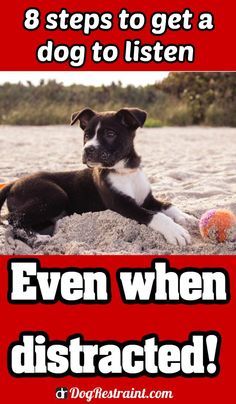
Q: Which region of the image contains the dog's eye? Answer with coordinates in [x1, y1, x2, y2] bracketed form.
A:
[84, 132, 90, 141]
[105, 131, 116, 138]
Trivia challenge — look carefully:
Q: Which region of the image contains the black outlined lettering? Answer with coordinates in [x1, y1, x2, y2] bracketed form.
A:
[91, 41, 119, 63]
[124, 40, 194, 63]
[198, 12, 214, 30]
[44, 9, 113, 34]
[118, 9, 146, 31]
[150, 9, 193, 35]
[23, 8, 41, 31]
[8, 258, 230, 304]
[117, 259, 230, 304]
[22, 6, 216, 66]
[8, 258, 111, 304]
[8, 331, 221, 378]
[36, 40, 86, 67]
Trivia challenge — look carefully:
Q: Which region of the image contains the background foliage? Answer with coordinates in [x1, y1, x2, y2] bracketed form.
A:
[0, 72, 235, 126]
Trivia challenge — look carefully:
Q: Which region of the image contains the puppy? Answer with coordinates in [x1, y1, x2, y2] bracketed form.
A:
[0, 108, 196, 245]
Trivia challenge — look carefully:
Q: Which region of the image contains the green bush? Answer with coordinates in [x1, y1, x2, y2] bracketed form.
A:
[145, 118, 163, 127]
[165, 104, 193, 126]
[0, 73, 236, 126]
[205, 103, 236, 127]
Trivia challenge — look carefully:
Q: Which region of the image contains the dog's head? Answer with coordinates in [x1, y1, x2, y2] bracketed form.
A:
[70, 108, 147, 168]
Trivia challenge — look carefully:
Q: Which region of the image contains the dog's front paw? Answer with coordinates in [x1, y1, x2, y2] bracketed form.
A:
[149, 212, 191, 246]
[164, 206, 198, 227]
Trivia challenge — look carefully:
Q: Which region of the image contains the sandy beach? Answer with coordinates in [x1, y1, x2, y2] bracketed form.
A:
[0, 125, 235, 255]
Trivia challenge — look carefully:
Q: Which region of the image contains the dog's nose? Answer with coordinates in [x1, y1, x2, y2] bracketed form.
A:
[84, 146, 96, 156]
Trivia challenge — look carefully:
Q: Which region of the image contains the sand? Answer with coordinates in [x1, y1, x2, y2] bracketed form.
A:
[0, 125, 235, 255]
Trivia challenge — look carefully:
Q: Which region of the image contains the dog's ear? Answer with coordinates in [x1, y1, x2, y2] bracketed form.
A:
[71, 108, 96, 129]
[116, 108, 147, 129]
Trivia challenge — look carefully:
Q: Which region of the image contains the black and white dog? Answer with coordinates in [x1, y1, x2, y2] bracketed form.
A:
[0, 108, 196, 245]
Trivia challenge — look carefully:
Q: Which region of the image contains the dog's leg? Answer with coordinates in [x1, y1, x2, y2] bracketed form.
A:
[162, 206, 198, 226]
[142, 193, 171, 212]
[143, 193, 198, 227]
[103, 191, 191, 246]
[7, 185, 69, 237]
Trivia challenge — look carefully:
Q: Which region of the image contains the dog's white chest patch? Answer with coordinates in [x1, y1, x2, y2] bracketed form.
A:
[108, 169, 150, 205]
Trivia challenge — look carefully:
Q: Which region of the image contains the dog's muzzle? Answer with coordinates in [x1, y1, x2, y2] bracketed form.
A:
[83, 145, 97, 161]
[82, 145, 116, 168]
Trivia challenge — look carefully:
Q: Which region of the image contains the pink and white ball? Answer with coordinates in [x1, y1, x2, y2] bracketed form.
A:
[199, 209, 236, 243]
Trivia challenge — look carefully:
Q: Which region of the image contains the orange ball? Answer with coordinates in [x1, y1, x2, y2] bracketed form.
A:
[199, 209, 236, 242]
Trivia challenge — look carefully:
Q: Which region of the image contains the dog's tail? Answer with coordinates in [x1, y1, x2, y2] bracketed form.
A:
[0, 182, 14, 217]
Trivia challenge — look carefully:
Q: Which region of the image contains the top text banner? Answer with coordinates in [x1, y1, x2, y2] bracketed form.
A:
[0, 0, 235, 71]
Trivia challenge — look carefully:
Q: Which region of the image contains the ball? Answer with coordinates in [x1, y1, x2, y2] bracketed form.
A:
[199, 209, 236, 242]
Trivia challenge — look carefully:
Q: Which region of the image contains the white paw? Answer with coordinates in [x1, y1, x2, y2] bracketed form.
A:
[164, 206, 198, 226]
[149, 212, 191, 246]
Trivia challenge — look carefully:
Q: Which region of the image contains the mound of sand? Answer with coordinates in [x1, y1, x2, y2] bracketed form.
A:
[3, 210, 236, 255]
